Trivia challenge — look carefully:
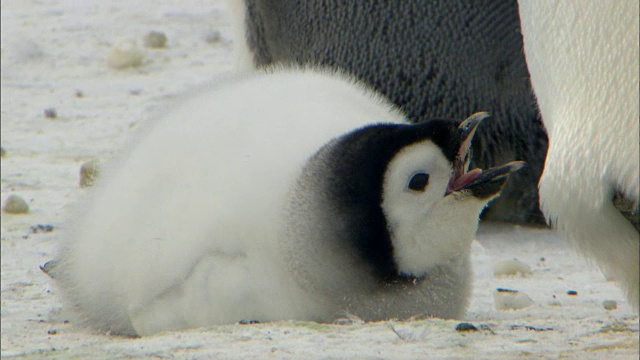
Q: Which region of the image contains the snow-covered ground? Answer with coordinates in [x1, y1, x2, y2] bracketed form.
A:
[1, 0, 638, 358]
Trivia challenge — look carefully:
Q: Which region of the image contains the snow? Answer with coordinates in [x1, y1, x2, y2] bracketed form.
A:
[1, 0, 638, 358]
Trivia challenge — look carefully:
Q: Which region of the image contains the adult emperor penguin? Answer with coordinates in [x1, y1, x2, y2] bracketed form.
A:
[230, 0, 547, 225]
[55, 68, 523, 336]
[518, 1, 639, 311]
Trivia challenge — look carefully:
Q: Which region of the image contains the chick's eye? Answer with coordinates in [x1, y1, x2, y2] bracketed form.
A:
[408, 173, 430, 192]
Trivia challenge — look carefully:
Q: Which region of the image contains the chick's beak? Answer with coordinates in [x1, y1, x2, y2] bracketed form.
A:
[446, 112, 526, 199]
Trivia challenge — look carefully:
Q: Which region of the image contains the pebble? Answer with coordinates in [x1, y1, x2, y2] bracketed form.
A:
[455, 322, 478, 332]
[107, 40, 144, 69]
[143, 31, 168, 48]
[31, 224, 54, 233]
[40, 260, 58, 278]
[493, 288, 534, 311]
[566, 290, 578, 296]
[44, 108, 57, 119]
[493, 259, 532, 277]
[3, 194, 30, 214]
[79, 160, 100, 188]
[602, 300, 617, 310]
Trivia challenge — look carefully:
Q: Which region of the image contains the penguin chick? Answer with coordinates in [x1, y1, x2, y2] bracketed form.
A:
[55, 69, 523, 336]
[519, 0, 639, 311]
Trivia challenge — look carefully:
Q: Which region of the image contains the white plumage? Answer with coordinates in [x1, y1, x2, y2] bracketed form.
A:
[56, 69, 519, 336]
[519, 0, 639, 311]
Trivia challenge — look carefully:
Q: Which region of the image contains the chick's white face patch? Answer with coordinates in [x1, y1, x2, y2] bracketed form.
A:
[381, 139, 488, 277]
[381, 140, 452, 228]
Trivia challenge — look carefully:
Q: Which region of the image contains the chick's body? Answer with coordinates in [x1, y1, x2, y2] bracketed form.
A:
[57, 70, 511, 336]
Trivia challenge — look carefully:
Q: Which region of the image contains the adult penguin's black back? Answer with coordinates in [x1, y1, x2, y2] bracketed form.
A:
[236, 0, 547, 224]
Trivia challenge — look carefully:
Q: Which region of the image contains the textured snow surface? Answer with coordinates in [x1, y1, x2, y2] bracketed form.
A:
[1, 0, 638, 358]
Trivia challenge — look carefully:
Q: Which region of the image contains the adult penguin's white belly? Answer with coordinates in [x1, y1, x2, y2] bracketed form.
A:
[519, 0, 639, 311]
